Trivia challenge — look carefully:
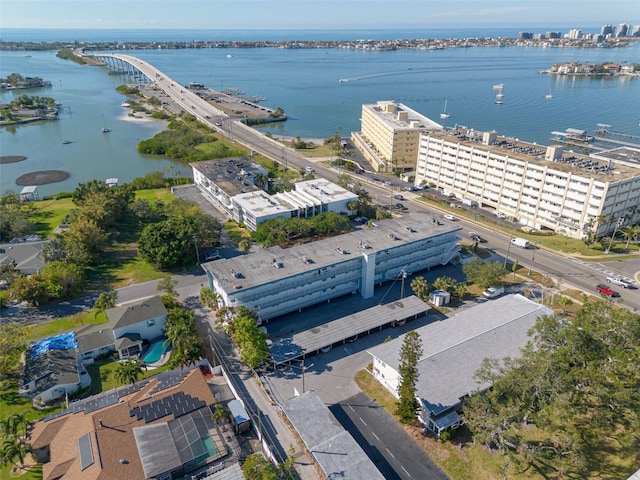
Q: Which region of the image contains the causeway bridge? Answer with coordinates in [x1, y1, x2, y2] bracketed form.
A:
[89, 53, 226, 125]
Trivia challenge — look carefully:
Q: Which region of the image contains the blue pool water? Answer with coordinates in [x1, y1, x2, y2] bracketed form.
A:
[143, 341, 169, 364]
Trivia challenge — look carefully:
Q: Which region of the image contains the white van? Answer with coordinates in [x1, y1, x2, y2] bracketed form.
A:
[511, 237, 530, 249]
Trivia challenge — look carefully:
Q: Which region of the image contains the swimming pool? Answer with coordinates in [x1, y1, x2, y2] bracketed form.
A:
[143, 340, 169, 364]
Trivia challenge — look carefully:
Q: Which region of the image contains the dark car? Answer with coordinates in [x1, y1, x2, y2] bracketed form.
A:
[393, 194, 405, 200]
[395, 203, 406, 210]
[469, 233, 487, 243]
[596, 284, 619, 297]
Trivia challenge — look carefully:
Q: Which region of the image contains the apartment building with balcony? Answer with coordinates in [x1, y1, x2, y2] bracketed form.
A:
[352, 100, 442, 173]
[192, 158, 357, 231]
[201, 212, 461, 323]
[415, 128, 640, 239]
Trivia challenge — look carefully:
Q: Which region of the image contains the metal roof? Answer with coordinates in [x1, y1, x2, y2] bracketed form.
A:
[269, 295, 428, 364]
[282, 392, 385, 480]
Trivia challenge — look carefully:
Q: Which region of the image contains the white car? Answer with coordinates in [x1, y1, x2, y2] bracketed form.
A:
[494, 211, 507, 219]
[606, 276, 631, 288]
[443, 214, 456, 221]
[305, 166, 315, 173]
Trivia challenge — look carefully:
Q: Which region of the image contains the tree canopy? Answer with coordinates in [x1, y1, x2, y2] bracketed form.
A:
[464, 299, 640, 477]
[462, 258, 507, 289]
[395, 330, 423, 424]
[253, 212, 351, 247]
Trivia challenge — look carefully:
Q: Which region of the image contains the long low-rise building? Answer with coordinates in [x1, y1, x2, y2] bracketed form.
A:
[202, 212, 461, 322]
[191, 158, 358, 230]
[415, 128, 640, 239]
[367, 294, 554, 436]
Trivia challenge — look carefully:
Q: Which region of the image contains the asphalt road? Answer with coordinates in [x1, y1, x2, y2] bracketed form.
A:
[330, 393, 449, 480]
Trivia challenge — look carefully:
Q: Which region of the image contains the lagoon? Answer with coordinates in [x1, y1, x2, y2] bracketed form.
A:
[1, 31, 639, 196]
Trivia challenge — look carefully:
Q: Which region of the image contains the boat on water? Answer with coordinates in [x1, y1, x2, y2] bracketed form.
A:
[493, 83, 504, 90]
[439, 99, 450, 119]
[121, 102, 130, 107]
[545, 90, 553, 99]
[495, 94, 504, 105]
[226, 54, 233, 59]
[101, 114, 110, 133]
[63, 140, 72, 145]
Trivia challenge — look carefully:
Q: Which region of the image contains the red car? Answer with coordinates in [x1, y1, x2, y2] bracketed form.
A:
[596, 284, 619, 297]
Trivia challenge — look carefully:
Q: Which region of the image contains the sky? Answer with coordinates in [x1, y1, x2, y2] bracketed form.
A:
[1, 0, 637, 30]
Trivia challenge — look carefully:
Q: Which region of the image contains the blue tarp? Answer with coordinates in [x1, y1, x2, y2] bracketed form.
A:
[30, 332, 78, 358]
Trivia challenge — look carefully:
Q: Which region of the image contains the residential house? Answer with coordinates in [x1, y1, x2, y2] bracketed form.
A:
[28, 363, 244, 480]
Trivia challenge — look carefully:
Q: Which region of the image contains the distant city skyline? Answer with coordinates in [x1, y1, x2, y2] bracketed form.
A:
[1, 0, 638, 30]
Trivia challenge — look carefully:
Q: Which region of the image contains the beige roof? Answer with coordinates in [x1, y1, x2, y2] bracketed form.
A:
[29, 369, 217, 480]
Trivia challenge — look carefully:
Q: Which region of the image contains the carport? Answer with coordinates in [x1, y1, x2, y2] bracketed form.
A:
[269, 295, 429, 365]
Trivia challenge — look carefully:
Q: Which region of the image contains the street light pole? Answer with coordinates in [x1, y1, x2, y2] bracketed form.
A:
[605, 217, 624, 254]
[301, 359, 314, 393]
[504, 228, 514, 268]
[528, 242, 539, 276]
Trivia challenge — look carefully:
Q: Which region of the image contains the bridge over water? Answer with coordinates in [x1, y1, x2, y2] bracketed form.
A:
[90, 53, 226, 125]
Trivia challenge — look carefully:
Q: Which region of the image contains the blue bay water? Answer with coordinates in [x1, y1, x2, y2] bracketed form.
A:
[1, 28, 639, 196]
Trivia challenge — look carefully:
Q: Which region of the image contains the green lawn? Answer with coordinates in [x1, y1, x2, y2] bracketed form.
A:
[85, 359, 173, 396]
[134, 188, 175, 203]
[29, 197, 75, 237]
[25, 311, 108, 341]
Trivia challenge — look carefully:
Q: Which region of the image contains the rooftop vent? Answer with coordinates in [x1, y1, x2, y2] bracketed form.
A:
[405, 226, 416, 233]
[389, 233, 399, 240]
[302, 256, 313, 264]
[230, 269, 242, 279]
[272, 259, 283, 268]
[335, 247, 348, 255]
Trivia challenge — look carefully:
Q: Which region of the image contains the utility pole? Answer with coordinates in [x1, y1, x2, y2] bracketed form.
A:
[400, 267, 407, 299]
[605, 217, 624, 254]
[301, 359, 314, 393]
[192, 234, 200, 264]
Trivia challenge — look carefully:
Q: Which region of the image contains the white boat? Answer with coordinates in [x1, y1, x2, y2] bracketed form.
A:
[121, 102, 130, 107]
[493, 83, 504, 90]
[439, 99, 450, 119]
[545, 90, 553, 99]
[496, 93, 504, 99]
[226, 54, 233, 58]
[495, 94, 504, 105]
[101, 115, 110, 133]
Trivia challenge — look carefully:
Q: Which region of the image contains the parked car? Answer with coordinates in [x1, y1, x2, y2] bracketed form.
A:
[482, 286, 505, 299]
[596, 284, 619, 297]
[203, 249, 221, 261]
[354, 216, 369, 223]
[605, 276, 631, 288]
[394, 203, 406, 210]
[393, 194, 405, 200]
[443, 214, 456, 221]
[403, 186, 417, 191]
[305, 166, 315, 173]
[494, 211, 507, 219]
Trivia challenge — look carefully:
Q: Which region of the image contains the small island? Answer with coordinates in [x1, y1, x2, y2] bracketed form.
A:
[0, 94, 60, 126]
[0, 72, 52, 90]
[541, 61, 639, 76]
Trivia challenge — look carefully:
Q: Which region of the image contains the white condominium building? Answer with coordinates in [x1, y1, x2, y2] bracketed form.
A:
[202, 212, 461, 323]
[192, 158, 357, 231]
[415, 128, 640, 239]
[353, 100, 442, 173]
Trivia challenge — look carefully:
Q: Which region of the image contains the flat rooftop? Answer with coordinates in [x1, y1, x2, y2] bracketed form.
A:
[276, 178, 359, 206]
[201, 212, 461, 292]
[191, 157, 264, 197]
[592, 146, 640, 167]
[233, 190, 295, 217]
[425, 128, 639, 180]
[364, 100, 443, 131]
[269, 295, 429, 364]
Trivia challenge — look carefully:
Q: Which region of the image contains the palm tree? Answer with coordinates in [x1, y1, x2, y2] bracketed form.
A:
[410, 276, 429, 300]
[211, 403, 227, 426]
[0, 414, 26, 439]
[622, 225, 636, 249]
[0, 437, 29, 469]
[93, 291, 117, 319]
[114, 359, 144, 385]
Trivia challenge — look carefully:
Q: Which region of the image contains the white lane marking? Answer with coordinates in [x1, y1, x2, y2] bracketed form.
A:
[359, 417, 367, 426]
[348, 405, 355, 412]
[401, 465, 411, 477]
[371, 431, 380, 442]
[385, 447, 395, 458]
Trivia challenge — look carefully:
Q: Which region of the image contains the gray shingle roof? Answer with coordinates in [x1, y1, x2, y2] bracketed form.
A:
[106, 296, 167, 330]
[368, 294, 554, 415]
